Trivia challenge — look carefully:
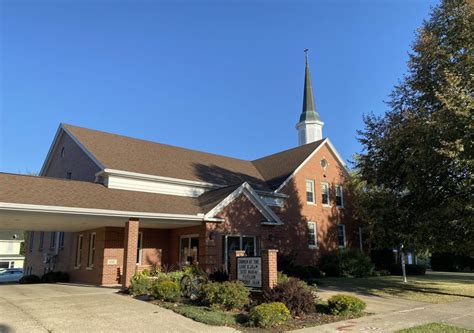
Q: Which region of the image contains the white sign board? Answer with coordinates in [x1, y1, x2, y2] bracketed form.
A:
[237, 257, 262, 288]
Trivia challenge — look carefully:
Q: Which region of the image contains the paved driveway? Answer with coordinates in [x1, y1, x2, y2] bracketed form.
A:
[0, 283, 237, 333]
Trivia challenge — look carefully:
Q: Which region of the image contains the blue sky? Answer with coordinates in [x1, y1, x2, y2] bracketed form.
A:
[0, 0, 437, 174]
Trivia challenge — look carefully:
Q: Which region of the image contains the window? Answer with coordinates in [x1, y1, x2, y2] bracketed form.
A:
[87, 233, 96, 268]
[75, 234, 83, 268]
[180, 235, 199, 265]
[66, 172, 72, 179]
[338, 225, 346, 248]
[136, 232, 143, 265]
[59, 232, 65, 249]
[222, 235, 260, 271]
[307, 222, 317, 248]
[60, 147, 65, 158]
[39, 232, 44, 251]
[28, 232, 34, 253]
[50, 232, 56, 249]
[305, 180, 315, 203]
[321, 183, 329, 206]
[336, 185, 344, 207]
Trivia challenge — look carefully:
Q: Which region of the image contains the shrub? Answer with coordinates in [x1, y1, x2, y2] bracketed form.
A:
[264, 278, 315, 316]
[277, 271, 290, 284]
[284, 265, 322, 281]
[40, 271, 70, 283]
[371, 249, 396, 271]
[327, 294, 366, 316]
[201, 281, 250, 310]
[208, 268, 229, 282]
[155, 270, 185, 284]
[389, 264, 426, 276]
[19, 274, 41, 284]
[129, 271, 152, 296]
[431, 252, 474, 272]
[320, 250, 375, 278]
[152, 280, 180, 301]
[249, 302, 291, 328]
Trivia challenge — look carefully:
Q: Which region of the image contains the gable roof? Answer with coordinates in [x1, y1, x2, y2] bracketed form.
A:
[56, 124, 330, 191]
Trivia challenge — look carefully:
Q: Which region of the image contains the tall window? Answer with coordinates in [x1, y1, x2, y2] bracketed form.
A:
[338, 225, 346, 248]
[307, 222, 317, 248]
[39, 232, 44, 251]
[335, 185, 344, 207]
[305, 180, 315, 203]
[87, 233, 96, 268]
[28, 232, 34, 253]
[136, 232, 143, 265]
[180, 235, 199, 265]
[75, 234, 83, 268]
[50, 232, 56, 249]
[59, 232, 65, 249]
[321, 183, 329, 206]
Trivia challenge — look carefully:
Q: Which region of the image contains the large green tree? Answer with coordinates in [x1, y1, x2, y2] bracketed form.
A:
[354, 0, 473, 255]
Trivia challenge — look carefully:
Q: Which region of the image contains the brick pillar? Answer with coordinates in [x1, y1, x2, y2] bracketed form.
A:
[229, 250, 245, 281]
[262, 249, 278, 290]
[122, 218, 139, 288]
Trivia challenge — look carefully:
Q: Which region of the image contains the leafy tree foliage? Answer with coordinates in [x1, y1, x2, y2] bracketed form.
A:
[354, 0, 473, 255]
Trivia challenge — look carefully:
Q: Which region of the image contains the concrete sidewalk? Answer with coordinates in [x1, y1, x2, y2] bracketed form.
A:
[0, 283, 237, 333]
[293, 297, 474, 332]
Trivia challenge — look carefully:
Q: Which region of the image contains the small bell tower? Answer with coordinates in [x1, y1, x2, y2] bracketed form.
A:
[296, 49, 324, 145]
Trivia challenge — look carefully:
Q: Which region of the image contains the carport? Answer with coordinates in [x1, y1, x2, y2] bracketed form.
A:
[0, 173, 221, 287]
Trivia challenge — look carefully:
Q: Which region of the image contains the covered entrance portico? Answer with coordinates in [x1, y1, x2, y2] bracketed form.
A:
[0, 203, 215, 288]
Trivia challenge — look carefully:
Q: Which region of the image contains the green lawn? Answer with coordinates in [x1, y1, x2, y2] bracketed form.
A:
[396, 323, 473, 332]
[316, 271, 474, 303]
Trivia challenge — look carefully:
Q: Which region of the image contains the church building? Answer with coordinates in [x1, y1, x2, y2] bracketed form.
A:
[0, 55, 360, 286]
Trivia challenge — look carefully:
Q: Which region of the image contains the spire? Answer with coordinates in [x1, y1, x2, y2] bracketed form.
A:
[300, 49, 321, 122]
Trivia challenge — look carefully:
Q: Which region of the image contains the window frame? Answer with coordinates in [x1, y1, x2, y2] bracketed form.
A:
[75, 234, 83, 268]
[59, 232, 65, 249]
[50, 232, 56, 249]
[335, 185, 344, 208]
[28, 232, 34, 253]
[222, 234, 260, 271]
[305, 179, 315, 204]
[307, 221, 317, 249]
[38, 232, 44, 251]
[87, 232, 96, 269]
[338, 225, 346, 248]
[179, 234, 200, 266]
[136, 231, 143, 265]
[321, 182, 330, 206]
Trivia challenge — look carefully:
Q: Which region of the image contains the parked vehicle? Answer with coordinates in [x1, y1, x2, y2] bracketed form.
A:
[0, 269, 23, 283]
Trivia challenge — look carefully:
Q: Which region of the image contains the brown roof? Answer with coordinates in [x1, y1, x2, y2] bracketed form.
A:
[62, 124, 325, 191]
[0, 173, 203, 215]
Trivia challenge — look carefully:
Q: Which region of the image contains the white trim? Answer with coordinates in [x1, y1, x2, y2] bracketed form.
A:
[274, 138, 349, 193]
[307, 221, 317, 249]
[87, 232, 96, 268]
[305, 179, 315, 204]
[335, 184, 344, 208]
[321, 182, 330, 207]
[203, 183, 283, 225]
[40, 124, 104, 176]
[98, 169, 222, 189]
[0, 202, 223, 222]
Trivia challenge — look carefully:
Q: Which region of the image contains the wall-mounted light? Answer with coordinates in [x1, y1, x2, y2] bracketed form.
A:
[268, 234, 276, 242]
[209, 231, 217, 240]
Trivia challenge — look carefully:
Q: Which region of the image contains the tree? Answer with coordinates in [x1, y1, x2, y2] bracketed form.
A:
[354, 0, 473, 255]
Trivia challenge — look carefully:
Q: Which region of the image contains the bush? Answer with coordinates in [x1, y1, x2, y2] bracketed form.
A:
[40, 271, 70, 283]
[277, 271, 290, 284]
[129, 271, 152, 296]
[249, 302, 291, 328]
[431, 252, 474, 272]
[327, 294, 366, 316]
[152, 280, 180, 301]
[320, 250, 375, 278]
[371, 249, 396, 271]
[19, 274, 41, 284]
[284, 265, 323, 281]
[154, 270, 185, 284]
[208, 269, 229, 282]
[389, 264, 426, 276]
[201, 281, 250, 310]
[264, 278, 315, 316]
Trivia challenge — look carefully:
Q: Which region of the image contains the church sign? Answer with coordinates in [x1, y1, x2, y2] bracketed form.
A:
[237, 257, 262, 288]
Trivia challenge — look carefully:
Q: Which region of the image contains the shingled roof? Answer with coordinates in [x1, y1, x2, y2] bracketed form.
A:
[62, 124, 326, 191]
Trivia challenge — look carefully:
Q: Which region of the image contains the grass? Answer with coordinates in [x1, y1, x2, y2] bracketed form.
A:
[396, 323, 473, 332]
[316, 271, 474, 303]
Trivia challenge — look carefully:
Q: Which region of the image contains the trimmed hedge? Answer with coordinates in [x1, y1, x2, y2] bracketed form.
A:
[249, 302, 291, 328]
[389, 264, 426, 276]
[19, 274, 41, 284]
[320, 250, 375, 278]
[201, 281, 250, 310]
[264, 278, 315, 316]
[152, 280, 180, 301]
[327, 294, 366, 316]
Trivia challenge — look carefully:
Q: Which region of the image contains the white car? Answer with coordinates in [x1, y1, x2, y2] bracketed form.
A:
[0, 269, 23, 283]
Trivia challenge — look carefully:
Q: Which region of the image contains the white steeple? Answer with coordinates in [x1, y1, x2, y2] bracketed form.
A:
[296, 49, 324, 146]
